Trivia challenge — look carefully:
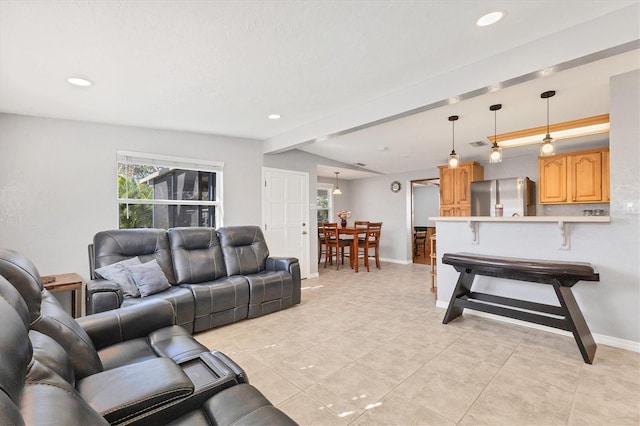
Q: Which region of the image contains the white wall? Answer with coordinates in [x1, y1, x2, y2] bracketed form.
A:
[0, 114, 264, 281]
[435, 70, 640, 345]
[413, 185, 439, 227]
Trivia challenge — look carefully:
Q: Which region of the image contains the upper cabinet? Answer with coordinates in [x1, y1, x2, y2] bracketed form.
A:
[539, 147, 610, 204]
[438, 161, 484, 216]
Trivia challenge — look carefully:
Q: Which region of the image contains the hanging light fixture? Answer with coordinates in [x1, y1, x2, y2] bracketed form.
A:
[332, 172, 342, 195]
[447, 115, 460, 169]
[540, 90, 556, 156]
[489, 104, 502, 163]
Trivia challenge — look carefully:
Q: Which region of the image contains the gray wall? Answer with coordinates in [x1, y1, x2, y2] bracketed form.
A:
[0, 114, 264, 280]
[414, 185, 439, 227]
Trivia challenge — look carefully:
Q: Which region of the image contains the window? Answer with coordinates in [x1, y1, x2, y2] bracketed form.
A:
[117, 151, 223, 229]
[316, 183, 333, 223]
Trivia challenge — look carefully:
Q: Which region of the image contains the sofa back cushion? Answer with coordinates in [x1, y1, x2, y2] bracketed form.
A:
[34, 291, 103, 380]
[0, 248, 45, 322]
[93, 229, 176, 285]
[168, 228, 227, 284]
[218, 226, 269, 276]
[0, 277, 32, 412]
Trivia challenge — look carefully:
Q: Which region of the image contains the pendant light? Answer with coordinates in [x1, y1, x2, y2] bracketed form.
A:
[447, 115, 460, 169]
[540, 90, 556, 156]
[489, 104, 503, 163]
[332, 171, 342, 195]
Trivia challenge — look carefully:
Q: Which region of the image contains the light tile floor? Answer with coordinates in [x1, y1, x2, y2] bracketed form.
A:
[194, 262, 640, 425]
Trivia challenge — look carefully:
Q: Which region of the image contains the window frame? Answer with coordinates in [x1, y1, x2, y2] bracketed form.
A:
[316, 183, 334, 224]
[116, 150, 224, 229]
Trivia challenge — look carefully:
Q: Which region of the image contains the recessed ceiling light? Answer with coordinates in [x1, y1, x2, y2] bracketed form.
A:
[268, 114, 281, 120]
[67, 77, 93, 87]
[476, 11, 504, 27]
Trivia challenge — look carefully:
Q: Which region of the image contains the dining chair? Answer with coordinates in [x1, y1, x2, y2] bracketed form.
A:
[355, 222, 382, 271]
[354, 221, 369, 245]
[318, 222, 329, 264]
[323, 222, 352, 270]
[414, 230, 427, 258]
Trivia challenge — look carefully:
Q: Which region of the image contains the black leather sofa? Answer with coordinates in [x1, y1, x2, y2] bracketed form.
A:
[87, 226, 301, 333]
[0, 248, 297, 425]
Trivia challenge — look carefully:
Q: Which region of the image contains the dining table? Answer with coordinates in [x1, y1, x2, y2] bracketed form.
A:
[337, 226, 369, 273]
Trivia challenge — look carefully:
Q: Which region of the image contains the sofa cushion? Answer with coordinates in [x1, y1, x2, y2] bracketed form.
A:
[217, 226, 269, 276]
[95, 257, 142, 298]
[93, 229, 177, 284]
[121, 285, 196, 333]
[127, 259, 171, 297]
[181, 276, 249, 333]
[168, 227, 228, 284]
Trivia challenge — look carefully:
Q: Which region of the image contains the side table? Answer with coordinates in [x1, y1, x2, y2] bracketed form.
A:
[41, 272, 83, 318]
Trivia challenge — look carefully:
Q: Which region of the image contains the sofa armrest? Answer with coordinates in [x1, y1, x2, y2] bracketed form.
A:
[266, 257, 301, 304]
[85, 278, 123, 314]
[265, 257, 297, 272]
[77, 357, 194, 424]
[77, 299, 176, 350]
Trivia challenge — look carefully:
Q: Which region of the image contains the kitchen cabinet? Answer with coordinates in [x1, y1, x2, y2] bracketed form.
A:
[539, 147, 609, 204]
[438, 161, 484, 216]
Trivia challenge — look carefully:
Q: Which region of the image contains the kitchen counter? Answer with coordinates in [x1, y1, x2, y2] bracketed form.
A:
[429, 216, 610, 250]
[429, 216, 610, 223]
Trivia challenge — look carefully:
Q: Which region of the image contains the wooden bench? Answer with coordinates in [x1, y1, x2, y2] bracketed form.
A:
[441, 252, 599, 364]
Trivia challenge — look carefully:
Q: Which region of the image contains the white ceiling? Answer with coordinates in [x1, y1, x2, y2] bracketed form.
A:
[1, 1, 638, 180]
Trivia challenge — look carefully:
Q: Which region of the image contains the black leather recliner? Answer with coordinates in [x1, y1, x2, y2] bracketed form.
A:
[88, 228, 196, 331]
[87, 226, 301, 334]
[0, 249, 298, 425]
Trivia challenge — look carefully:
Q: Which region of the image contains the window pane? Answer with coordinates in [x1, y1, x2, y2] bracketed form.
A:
[316, 188, 330, 223]
[119, 203, 154, 229]
[117, 154, 219, 229]
[119, 204, 215, 229]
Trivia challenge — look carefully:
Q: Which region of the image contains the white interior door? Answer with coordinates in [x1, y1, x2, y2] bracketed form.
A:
[262, 168, 310, 279]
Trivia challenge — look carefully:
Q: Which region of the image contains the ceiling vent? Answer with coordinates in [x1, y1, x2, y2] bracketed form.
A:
[355, 162, 366, 167]
[469, 141, 488, 147]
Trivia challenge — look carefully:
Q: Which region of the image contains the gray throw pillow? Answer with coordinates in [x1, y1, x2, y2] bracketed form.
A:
[127, 259, 171, 297]
[95, 257, 142, 298]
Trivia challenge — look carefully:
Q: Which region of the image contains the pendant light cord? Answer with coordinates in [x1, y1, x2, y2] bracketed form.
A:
[452, 120, 455, 151]
[546, 97, 550, 135]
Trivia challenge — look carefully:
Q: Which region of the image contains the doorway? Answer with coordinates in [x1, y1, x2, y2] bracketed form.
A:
[262, 167, 311, 279]
[411, 178, 439, 264]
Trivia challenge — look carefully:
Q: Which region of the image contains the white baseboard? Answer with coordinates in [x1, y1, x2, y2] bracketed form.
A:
[380, 257, 411, 265]
[434, 300, 640, 353]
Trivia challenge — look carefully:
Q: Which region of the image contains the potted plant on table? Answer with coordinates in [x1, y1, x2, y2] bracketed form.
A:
[337, 210, 351, 228]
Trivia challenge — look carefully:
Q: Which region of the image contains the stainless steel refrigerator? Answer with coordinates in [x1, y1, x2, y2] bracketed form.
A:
[471, 177, 536, 216]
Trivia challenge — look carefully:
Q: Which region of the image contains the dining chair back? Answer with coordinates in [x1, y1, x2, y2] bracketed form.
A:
[318, 222, 327, 264]
[414, 230, 427, 258]
[323, 223, 352, 270]
[355, 222, 382, 271]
